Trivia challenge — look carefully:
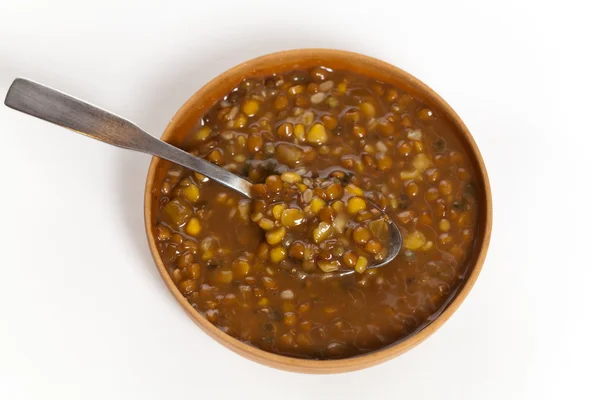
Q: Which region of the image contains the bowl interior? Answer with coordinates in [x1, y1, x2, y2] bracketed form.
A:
[144, 49, 492, 373]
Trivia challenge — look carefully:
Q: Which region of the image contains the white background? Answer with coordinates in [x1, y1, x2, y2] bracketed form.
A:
[1, 0, 598, 398]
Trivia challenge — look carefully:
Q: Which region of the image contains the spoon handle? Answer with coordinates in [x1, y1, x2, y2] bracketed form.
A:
[4, 78, 253, 198]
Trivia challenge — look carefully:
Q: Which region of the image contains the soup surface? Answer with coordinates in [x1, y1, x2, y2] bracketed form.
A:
[153, 67, 480, 359]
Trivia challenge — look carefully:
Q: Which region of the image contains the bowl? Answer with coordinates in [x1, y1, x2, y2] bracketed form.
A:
[144, 48, 492, 373]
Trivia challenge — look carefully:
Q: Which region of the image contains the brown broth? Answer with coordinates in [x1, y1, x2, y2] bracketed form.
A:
[153, 67, 480, 359]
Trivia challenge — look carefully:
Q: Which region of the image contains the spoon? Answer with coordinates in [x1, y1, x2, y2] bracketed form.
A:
[4, 78, 402, 277]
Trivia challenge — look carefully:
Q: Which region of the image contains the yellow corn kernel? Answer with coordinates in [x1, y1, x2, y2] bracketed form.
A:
[294, 124, 306, 141]
[250, 212, 263, 223]
[281, 172, 302, 183]
[297, 183, 308, 192]
[355, 256, 368, 274]
[355, 161, 365, 173]
[272, 204, 285, 220]
[258, 218, 275, 230]
[400, 170, 422, 181]
[345, 184, 364, 196]
[258, 297, 269, 307]
[232, 258, 251, 279]
[332, 200, 345, 213]
[317, 260, 340, 272]
[352, 226, 372, 244]
[270, 246, 287, 263]
[179, 279, 195, 294]
[318, 147, 331, 157]
[202, 249, 214, 261]
[421, 241, 434, 251]
[310, 197, 326, 214]
[183, 184, 200, 203]
[288, 85, 304, 95]
[242, 99, 260, 116]
[266, 226, 286, 245]
[439, 219, 451, 232]
[364, 144, 375, 154]
[337, 82, 347, 93]
[157, 225, 171, 241]
[233, 114, 248, 129]
[307, 123, 328, 145]
[342, 251, 357, 268]
[412, 153, 432, 172]
[281, 208, 304, 227]
[347, 197, 367, 215]
[359, 102, 376, 118]
[195, 126, 211, 141]
[404, 230, 427, 250]
[302, 111, 315, 125]
[213, 270, 233, 285]
[236, 135, 247, 148]
[185, 217, 202, 236]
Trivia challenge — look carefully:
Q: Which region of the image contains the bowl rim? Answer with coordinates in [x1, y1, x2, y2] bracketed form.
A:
[143, 48, 493, 374]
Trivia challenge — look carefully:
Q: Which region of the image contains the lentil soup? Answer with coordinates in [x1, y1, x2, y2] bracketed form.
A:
[151, 66, 481, 360]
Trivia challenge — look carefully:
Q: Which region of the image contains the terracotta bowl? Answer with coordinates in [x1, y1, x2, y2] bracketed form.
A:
[144, 49, 492, 374]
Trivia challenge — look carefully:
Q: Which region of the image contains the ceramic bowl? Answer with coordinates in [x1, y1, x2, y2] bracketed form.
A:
[144, 49, 492, 373]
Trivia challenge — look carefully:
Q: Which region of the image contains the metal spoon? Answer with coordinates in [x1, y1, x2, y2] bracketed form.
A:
[4, 78, 402, 277]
